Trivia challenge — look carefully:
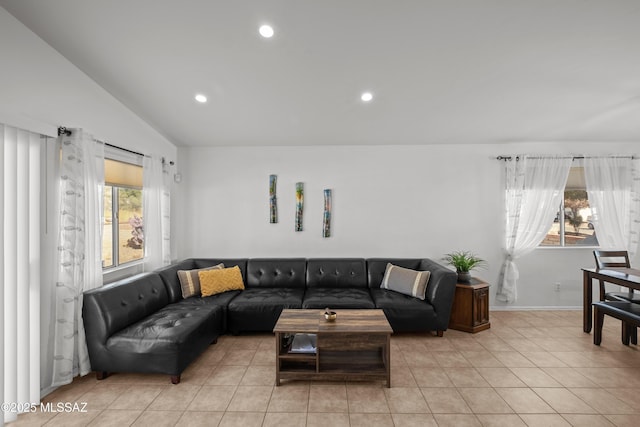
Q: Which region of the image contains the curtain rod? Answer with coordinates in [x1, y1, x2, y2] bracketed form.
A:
[106, 142, 145, 158]
[496, 155, 635, 161]
[58, 126, 145, 157]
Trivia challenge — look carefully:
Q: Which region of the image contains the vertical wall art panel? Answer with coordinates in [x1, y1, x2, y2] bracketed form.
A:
[295, 182, 304, 231]
[323, 189, 332, 238]
[269, 174, 277, 223]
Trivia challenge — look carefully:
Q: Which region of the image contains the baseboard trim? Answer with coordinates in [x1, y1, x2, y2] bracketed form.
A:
[490, 306, 581, 311]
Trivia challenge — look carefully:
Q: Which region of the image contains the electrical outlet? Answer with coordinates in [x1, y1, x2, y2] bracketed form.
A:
[554, 282, 561, 292]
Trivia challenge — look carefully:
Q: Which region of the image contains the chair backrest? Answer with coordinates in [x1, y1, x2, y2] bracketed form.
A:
[593, 250, 631, 269]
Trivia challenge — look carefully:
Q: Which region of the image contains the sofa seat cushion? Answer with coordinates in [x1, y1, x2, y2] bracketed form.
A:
[106, 303, 223, 354]
[175, 290, 242, 308]
[227, 288, 304, 332]
[170, 290, 241, 333]
[302, 288, 375, 309]
[228, 288, 304, 309]
[370, 289, 437, 332]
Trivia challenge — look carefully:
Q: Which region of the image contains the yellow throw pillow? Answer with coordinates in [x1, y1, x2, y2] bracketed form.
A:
[199, 265, 245, 297]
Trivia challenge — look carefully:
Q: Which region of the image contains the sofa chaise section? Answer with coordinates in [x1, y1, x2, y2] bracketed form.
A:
[82, 271, 223, 384]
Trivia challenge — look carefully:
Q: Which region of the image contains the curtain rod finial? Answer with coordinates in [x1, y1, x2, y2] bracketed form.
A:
[57, 126, 71, 136]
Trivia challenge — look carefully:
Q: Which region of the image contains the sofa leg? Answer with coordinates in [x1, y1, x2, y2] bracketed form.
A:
[436, 330, 443, 337]
[170, 375, 181, 385]
[96, 371, 109, 380]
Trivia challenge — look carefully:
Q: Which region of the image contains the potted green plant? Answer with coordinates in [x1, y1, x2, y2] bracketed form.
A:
[443, 251, 487, 283]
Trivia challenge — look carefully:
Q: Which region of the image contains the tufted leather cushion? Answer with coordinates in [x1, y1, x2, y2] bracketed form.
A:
[176, 291, 241, 309]
[302, 288, 375, 309]
[174, 289, 241, 332]
[371, 288, 437, 331]
[156, 259, 197, 303]
[246, 258, 306, 288]
[306, 258, 367, 288]
[194, 258, 248, 277]
[229, 288, 304, 308]
[107, 303, 221, 353]
[420, 259, 457, 305]
[84, 272, 169, 340]
[227, 288, 304, 331]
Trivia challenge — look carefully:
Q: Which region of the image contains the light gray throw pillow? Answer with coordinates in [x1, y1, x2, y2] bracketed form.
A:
[380, 263, 431, 300]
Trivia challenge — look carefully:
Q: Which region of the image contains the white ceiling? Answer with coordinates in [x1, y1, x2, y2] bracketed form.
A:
[2, 0, 640, 147]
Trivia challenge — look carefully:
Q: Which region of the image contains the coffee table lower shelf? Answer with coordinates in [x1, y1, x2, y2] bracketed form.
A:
[277, 348, 389, 385]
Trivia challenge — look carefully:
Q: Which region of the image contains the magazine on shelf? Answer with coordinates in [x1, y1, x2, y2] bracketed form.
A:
[289, 333, 317, 354]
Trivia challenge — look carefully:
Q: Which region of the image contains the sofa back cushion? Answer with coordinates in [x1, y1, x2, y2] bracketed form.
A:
[420, 258, 457, 304]
[367, 259, 424, 288]
[306, 258, 367, 288]
[247, 258, 307, 288]
[83, 272, 169, 340]
[156, 259, 197, 303]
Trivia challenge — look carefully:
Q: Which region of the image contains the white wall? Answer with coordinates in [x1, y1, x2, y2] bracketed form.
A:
[0, 7, 176, 159]
[176, 142, 640, 309]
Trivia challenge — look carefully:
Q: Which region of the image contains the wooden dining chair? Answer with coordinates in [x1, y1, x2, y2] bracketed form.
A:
[593, 250, 640, 303]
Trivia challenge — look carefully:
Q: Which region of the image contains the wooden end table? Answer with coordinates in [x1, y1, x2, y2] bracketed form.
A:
[448, 277, 491, 333]
[273, 309, 393, 387]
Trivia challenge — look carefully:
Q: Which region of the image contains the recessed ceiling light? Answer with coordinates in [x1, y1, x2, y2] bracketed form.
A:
[361, 92, 373, 102]
[259, 24, 274, 38]
[195, 94, 207, 103]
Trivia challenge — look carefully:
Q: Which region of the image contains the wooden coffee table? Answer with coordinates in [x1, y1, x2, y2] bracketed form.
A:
[273, 309, 393, 387]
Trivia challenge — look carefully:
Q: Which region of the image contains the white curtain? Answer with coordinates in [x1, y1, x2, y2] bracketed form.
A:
[1, 124, 43, 425]
[497, 155, 572, 302]
[143, 155, 171, 271]
[50, 129, 104, 387]
[584, 156, 640, 256]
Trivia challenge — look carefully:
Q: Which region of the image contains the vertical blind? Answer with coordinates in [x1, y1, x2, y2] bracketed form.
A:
[1, 124, 42, 425]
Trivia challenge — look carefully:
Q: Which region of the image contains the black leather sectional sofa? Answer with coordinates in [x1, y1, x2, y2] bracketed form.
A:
[83, 257, 457, 383]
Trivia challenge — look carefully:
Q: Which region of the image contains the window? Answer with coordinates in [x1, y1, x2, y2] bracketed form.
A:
[102, 155, 144, 268]
[541, 164, 599, 247]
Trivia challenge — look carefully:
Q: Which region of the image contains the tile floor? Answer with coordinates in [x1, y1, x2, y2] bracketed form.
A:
[9, 310, 640, 427]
